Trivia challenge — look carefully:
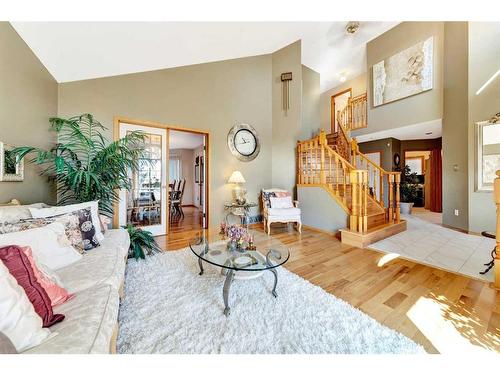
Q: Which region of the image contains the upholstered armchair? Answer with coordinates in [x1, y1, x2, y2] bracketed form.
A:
[261, 188, 301, 235]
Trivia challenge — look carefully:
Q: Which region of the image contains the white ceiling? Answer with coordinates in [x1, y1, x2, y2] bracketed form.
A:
[355, 119, 442, 143]
[11, 22, 398, 92]
[169, 130, 204, 150]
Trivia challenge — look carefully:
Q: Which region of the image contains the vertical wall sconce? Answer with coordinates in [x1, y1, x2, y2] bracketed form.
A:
[281, 72, 293, 112]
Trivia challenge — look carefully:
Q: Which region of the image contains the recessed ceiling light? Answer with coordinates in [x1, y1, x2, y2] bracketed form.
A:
[339, 75, 347, 83]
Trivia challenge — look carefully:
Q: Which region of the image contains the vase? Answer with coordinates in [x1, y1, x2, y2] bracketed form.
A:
[227, 241, 237, 251]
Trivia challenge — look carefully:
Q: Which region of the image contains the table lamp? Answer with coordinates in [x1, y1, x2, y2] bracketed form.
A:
[228, 171, 247, 205]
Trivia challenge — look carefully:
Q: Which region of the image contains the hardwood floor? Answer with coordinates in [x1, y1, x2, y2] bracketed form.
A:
[155, 223, 500, 354]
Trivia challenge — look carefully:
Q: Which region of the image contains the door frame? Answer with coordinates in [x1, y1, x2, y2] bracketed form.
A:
[113, 116, 210, 235]
[330, 88, 352, 134]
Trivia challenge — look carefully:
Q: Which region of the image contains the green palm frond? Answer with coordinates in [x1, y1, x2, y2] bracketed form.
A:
[125, 224, 162, 260]
[12, 113, 147, 217]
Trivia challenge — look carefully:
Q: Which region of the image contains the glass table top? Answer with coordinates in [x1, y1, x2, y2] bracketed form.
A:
[189, 230, 290, 272]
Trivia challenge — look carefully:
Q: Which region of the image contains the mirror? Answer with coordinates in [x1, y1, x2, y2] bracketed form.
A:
[476, 115, 500, 191]
[0, 142, 24, 182]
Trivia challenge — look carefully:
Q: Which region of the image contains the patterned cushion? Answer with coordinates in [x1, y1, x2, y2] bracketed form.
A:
[262, 191, 277, 208]
[1, 213, 85, 254]
[76, 208, 100, 250]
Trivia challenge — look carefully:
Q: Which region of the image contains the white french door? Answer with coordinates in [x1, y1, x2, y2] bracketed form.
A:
[118, 123, 167, 236]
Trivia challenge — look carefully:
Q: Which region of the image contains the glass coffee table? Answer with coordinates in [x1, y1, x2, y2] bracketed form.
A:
[189, 231, 290, 316]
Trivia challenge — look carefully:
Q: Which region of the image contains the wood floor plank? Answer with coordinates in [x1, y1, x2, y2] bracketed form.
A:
[156, 224, 500, 354]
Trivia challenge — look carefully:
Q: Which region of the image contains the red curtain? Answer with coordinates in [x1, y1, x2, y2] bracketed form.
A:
[430, 148, 442, 212]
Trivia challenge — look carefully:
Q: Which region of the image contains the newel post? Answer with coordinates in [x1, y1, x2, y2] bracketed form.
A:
[395, 173, 401, 223]
[494, 170, 500, 289]
[349, 170, 359, 232]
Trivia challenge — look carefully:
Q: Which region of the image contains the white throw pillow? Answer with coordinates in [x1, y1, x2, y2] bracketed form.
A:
[0, 222, 82, 270]
[29, 201, 104, 242]
[270, 196, 294, 209]
[0, 261, 52, 352]
[0, 203, 49, 223]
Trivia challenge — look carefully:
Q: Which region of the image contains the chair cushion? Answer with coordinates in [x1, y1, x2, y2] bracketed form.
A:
[267, 207, 301, 217]
[270, 196, 293, 209]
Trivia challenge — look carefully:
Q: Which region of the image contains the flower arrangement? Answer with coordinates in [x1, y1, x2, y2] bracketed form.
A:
[219, 223, 252, 250]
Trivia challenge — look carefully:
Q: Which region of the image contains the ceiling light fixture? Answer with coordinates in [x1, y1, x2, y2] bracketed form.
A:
[345, 21, 360, 34]
[339, 75, 347, 83]
[476, 69, 500, 95]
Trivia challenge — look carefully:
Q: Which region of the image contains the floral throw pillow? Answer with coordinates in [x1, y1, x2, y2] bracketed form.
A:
[76, 208, 100, 250]
[14, 214, 85, 254]
[262, 191, 277, 208]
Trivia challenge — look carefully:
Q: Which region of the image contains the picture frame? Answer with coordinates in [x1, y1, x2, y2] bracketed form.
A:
[0, 141, 24, 182]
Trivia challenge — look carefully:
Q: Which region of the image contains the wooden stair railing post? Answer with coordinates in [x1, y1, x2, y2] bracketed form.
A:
[319, 130, 327, 184]
[349, 170, 359, 232]
[395, 173, 401, 223]
[494, 170, 500, 289]
[351, 138, 358, 168]
[388, 174, 395, 222]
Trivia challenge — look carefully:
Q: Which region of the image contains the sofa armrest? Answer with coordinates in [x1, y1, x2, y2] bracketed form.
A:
[293, 200, 299, 208]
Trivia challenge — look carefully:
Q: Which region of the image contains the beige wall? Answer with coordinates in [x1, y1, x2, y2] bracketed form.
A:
[467, 22, 500, 233]
[301, 65, 320, 140]
[58, 55, 273, 226]
[271, 41, 303, 194]
[320, 73, 367, 132]
[354, 22, 444, 138]
[0, 22, 58, 205]
[442, 22, 469, 231]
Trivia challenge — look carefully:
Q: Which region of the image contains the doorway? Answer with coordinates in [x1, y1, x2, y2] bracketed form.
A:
[404, 150, 442, 223]
[168, 129, 208, 234]
[114, 117, 209, 236]
[330, 88, 352, 133]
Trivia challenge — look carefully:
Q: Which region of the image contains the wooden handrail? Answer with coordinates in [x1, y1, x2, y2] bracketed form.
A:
[351, 138, 401, 221]
[494, 170, 500, 289]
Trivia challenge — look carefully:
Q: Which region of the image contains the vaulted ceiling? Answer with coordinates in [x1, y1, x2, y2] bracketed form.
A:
[12, 22, 398, 92]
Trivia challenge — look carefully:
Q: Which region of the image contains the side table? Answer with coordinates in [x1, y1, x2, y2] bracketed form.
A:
[224, 202, 257, 228]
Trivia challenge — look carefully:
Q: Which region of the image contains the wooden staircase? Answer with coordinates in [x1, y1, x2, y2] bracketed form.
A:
[296, 113, 406, 247]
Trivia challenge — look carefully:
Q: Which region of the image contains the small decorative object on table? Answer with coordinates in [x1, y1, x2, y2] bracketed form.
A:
[221, 224, 251, 252]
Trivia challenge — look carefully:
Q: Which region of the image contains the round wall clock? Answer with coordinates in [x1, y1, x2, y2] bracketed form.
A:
[227, 123, 260, 162]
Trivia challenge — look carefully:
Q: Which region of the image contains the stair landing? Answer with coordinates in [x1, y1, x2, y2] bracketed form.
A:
[339, 220, 407, 248]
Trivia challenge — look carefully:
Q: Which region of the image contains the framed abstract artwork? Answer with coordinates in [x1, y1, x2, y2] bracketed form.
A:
[372, 37, 434, 107]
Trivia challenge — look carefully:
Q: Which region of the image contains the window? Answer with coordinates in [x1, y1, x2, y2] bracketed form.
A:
[406, 157, 424, 175]
[169, 157, 181, 181]
[476, 121, 500, 191]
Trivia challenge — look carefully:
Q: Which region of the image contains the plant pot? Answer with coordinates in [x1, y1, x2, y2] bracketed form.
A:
[400, 202, 414, 215]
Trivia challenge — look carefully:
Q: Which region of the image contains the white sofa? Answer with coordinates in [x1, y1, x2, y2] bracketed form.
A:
[23, 229, 130, 354]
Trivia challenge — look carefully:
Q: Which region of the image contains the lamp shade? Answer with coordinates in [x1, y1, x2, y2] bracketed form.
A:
[228, 171, 246, 184]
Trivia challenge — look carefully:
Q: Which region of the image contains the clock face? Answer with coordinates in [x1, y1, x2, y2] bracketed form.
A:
[227, 123, 260, 162]
[234, 129, 256, 156]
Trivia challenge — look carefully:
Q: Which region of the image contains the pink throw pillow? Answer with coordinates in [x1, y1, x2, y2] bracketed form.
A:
[0, 245, 65, 327]
[20, 246, 73, 307]
[274, 192, 291, 198]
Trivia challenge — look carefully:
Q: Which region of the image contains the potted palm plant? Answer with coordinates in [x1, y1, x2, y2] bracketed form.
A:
[13, 113, 160, 259]
[399, 165, 419, 215]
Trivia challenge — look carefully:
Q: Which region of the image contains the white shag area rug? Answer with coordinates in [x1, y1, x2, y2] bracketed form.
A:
[117, 249, 425, 354]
